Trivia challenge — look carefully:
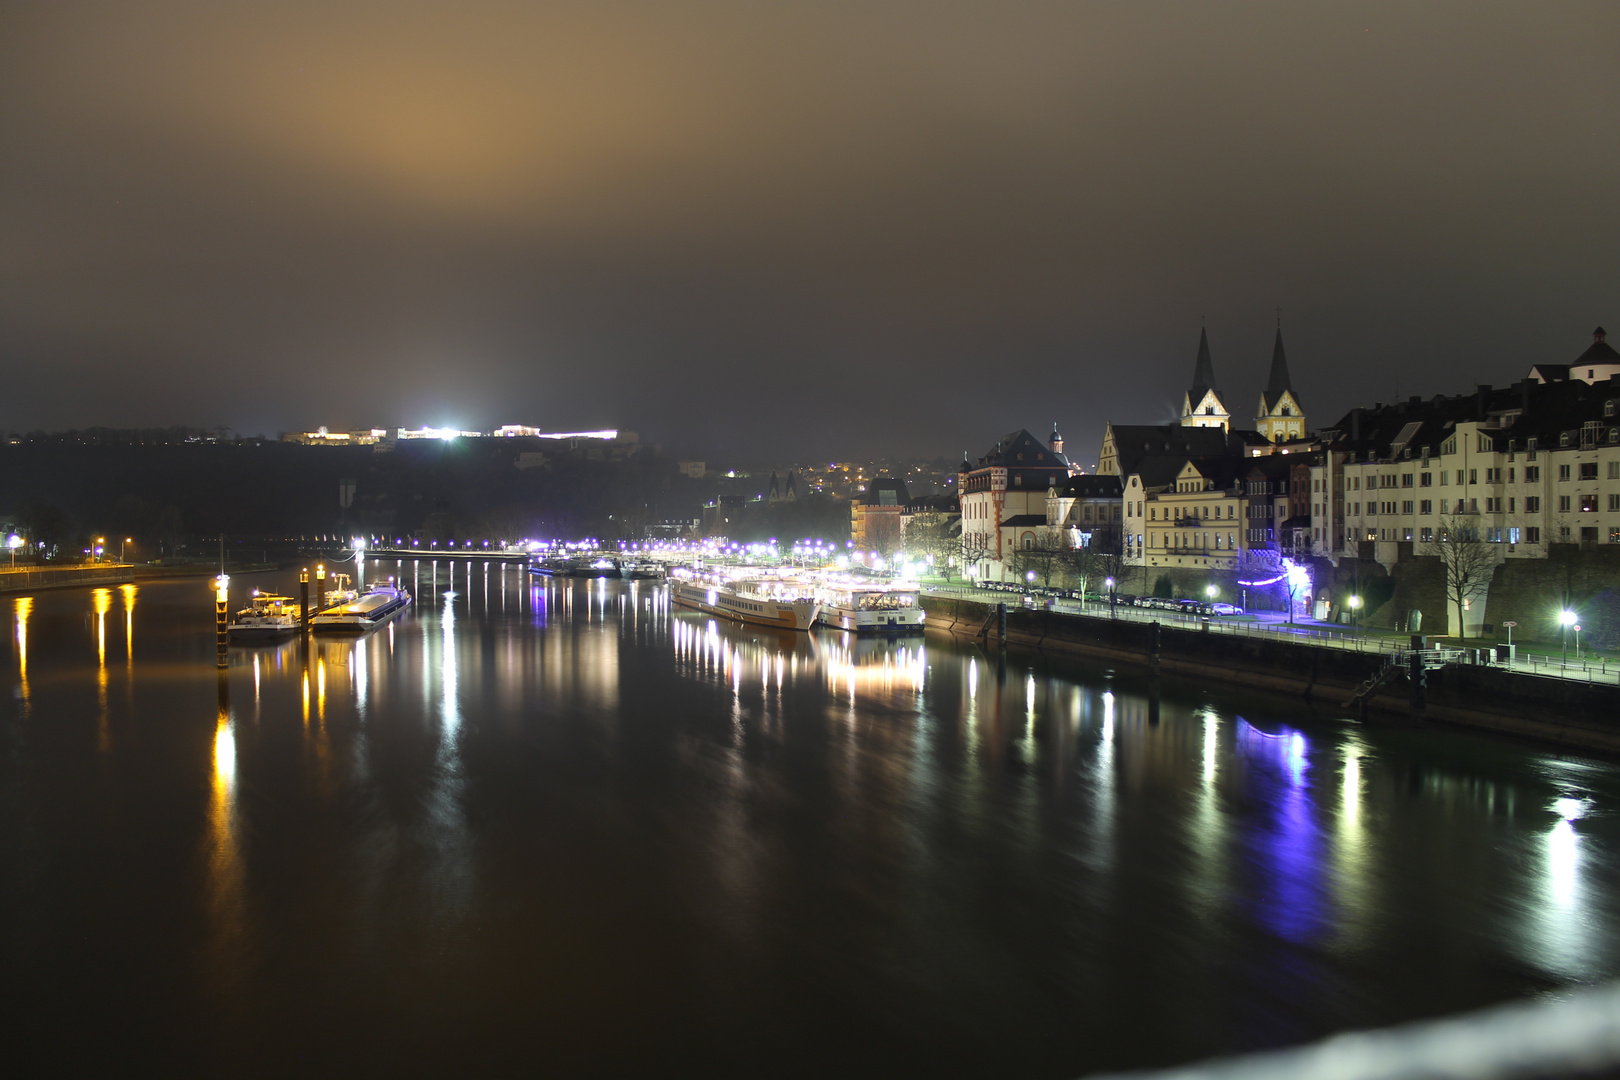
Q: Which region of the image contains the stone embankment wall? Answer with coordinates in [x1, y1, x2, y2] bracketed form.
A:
[921, 594, 1620, 754]
[0, 565, 135, 595]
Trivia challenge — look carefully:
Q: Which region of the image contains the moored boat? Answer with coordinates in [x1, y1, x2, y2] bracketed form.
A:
[310, 583, 412, 633]
[670, 577, 819, 631]
[322, 572, 359, 608]
[227, 591, 302, 641]
[815, 584, 925, 634]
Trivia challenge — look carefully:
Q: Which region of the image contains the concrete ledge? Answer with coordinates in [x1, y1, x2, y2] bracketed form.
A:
[0, 565, 135, 594]
[921, 594, 1620, 754]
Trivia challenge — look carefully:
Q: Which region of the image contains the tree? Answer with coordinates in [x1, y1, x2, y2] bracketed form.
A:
[1011, 535, 1066, 588]
[1232, 548, 1308, 621]
[961, 528, 994, 579]
[905, 513, 959, 581]
[1425, 516, 1498, 640]
[865, 510, 902, 561]
[16, 497, 74, 560]
[1059, 543, 1118, 599]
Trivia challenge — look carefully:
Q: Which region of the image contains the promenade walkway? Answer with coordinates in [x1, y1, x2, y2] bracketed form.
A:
[923, 582, 1620, 688]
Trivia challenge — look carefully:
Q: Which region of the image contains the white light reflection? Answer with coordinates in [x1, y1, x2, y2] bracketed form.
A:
[1203, 712, 1218, 785]
[354, 636, 368, 716]
[1549, 818, 1579, 909]
[442, 591, 460, 734]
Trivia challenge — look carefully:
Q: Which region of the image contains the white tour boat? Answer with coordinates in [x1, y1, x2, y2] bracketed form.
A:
[670, 576, 820, 631]
[310, 582, 412, 633]
[227, 591, 302, 641]
[815, 583, 926, 634]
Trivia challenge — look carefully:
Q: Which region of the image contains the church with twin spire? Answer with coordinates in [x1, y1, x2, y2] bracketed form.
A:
[1176, 325, 1307, 442]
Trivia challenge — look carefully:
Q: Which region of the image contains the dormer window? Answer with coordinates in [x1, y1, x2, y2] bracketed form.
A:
[1608, 401, 1617, 418]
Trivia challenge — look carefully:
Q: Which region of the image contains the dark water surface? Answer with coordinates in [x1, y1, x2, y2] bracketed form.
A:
[4, 562, 1620, 1078]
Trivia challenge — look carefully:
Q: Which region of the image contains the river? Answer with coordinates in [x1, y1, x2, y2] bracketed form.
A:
[3, 561, 1618, 1078]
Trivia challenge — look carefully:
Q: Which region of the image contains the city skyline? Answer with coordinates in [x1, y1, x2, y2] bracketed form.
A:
[4, 4, 1620, 460]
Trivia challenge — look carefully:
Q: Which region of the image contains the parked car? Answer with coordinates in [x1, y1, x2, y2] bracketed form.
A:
[1209, 602, 1243, 616]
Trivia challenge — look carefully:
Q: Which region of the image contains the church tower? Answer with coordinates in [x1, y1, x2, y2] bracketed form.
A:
[1180, 327, 1230, 432]
[1254, 327, 1306, 442]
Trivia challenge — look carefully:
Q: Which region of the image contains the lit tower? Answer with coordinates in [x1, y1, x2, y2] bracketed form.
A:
[1255, 326, 1306, 442]
[1180, 327, 1230, 432]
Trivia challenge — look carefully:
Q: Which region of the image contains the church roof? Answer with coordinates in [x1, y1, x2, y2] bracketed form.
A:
[1187, 327, 1218, 404]
[1260, 328, 1298, 413]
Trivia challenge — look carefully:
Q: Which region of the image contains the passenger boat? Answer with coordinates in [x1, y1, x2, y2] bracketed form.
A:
[310, 583, 412, 633]
[670, 577, 820, 631]
[227, 591, 301, 641]
[815, 583, 926, 634]
[618, 559, 665, 580]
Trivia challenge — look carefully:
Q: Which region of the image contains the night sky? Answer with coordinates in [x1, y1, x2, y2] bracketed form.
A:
[3, 3, 1619, 463]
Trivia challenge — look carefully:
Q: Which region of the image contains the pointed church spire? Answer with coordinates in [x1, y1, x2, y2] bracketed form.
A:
[1189, 326, 1217, 402]
[1263, 327, 1293, 408]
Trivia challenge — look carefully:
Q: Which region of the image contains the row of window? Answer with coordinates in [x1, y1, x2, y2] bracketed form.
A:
[1348, 461, 1620, 491]
[1349, 493, 1620, 516]
[1349, 525, 1620, 545]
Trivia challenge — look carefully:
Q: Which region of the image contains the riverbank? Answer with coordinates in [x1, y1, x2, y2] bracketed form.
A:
[921, 593, 1620, 755]
[0, 562, 278, 596]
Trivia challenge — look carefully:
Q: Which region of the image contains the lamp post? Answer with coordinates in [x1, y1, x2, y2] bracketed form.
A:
[122, 537, 132, 563]
[1560, 609, 1576, 665]
[1348, 594, 1362, 628]
[1106, 576, 1116, 619]
[6, 533, 20, 568]
[95, 536, 106, 564]
[1574, 623, 1583, 662]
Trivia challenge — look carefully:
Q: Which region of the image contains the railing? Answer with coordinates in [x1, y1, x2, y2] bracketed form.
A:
[929, 585, 1403, 658]
[1083, 978, 1620, 1080]
[928, 586, 1620, 685]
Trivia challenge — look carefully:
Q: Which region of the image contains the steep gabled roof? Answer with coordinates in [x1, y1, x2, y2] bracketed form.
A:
[1260, 328, 1298, 414]
[1053, 474, 1123, 499]
[1106, 423, 1231, 477]
[973, 428, 1072, 472]
[1188, 327, 1217, 405]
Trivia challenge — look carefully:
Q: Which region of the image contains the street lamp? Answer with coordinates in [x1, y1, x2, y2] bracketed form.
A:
[1560, 609, 1576, 664]
[122, 537, 132, 563]
[6, 533, 21, 568]
[1348, 594, 1362, 628]
[1105, 576, 1116, 618]
[95, 536, 106, 564]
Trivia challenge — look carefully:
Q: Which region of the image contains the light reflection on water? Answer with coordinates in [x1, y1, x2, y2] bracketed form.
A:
[4, 569, 1620, 1077]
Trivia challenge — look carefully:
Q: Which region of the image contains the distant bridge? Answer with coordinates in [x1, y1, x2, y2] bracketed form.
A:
[363, 547, 530, 563]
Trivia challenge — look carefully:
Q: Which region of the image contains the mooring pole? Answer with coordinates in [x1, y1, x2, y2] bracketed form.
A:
[997, 602, 1007, 643]
[1409, 633, 1427, 713]
[299, 566, 310, 633]
[214, 573, 229, 669]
